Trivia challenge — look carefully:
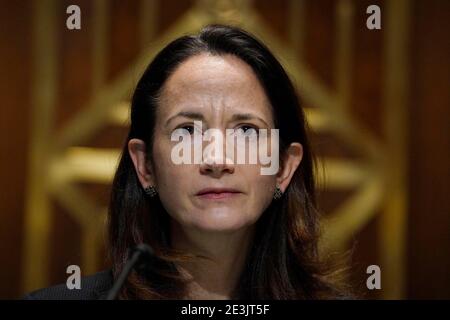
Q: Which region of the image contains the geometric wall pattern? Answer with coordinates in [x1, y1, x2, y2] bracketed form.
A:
[22, 0, 410, 299]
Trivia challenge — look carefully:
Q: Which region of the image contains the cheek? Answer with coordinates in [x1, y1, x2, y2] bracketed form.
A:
[152, 138, 201, 205]
[153, 142, 192, 193]
[240, 166, 276, 209]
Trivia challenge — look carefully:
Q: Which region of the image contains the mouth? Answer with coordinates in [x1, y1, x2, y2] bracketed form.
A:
[196, 188, 242, 200]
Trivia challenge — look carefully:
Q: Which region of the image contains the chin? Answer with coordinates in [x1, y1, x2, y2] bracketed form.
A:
[191, 213, 254, 233]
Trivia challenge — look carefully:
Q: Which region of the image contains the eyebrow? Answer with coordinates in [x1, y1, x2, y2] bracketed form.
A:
[165, 111, 270, 127]
[165, 111, 205, 126]
[230, 113, 269, 127]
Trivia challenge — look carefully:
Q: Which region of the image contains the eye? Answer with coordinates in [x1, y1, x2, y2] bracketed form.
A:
[180, 124, 194, 134]
[236, 125, 258, 136]
[173, 123, 203, 136]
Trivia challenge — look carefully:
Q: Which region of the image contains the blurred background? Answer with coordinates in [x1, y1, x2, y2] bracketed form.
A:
[0, 0, 448, 299]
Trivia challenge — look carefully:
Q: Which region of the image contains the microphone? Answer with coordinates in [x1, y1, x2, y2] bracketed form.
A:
[106, 243, 155, 300]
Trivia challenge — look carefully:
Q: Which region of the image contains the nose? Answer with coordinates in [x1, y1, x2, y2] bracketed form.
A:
[199, 149, 235, 177]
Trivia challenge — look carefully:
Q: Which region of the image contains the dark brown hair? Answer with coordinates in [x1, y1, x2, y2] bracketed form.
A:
[108, 24, 349, 299]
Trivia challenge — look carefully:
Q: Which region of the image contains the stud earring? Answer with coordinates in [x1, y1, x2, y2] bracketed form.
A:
[144, 185, 157, 197]
[273, 185, 283, 200]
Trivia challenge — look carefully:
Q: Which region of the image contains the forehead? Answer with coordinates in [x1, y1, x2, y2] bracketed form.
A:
[158, 53, 273, 122]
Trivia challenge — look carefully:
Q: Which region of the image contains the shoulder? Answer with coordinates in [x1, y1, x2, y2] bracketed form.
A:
[23, 269, 113, 300]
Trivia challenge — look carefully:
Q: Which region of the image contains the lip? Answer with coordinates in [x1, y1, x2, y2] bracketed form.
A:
[196, 187, 242, 199]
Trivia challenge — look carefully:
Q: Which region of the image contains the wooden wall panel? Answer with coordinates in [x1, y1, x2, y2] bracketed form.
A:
[407, 0, 450, 299]
[0, 0, 32, 299]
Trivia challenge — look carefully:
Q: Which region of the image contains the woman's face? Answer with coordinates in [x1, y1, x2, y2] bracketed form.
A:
[149, 53, 279, 233]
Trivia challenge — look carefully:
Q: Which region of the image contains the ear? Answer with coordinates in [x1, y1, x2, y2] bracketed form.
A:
[128, 138, 155, 188]
[276, 142, 303, 192]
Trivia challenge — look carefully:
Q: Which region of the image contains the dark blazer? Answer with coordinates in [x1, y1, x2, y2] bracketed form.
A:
[23, 269, 113, 300]
[24, 269, 356, 300]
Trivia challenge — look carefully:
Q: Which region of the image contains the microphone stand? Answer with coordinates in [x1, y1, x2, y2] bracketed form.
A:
[106, 243, 154, 300]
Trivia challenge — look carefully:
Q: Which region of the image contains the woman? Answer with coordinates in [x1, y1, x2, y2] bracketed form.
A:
[25, 24, 348, 300]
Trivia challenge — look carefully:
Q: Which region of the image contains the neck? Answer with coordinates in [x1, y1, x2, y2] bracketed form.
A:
[170, 221, 255, 299]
